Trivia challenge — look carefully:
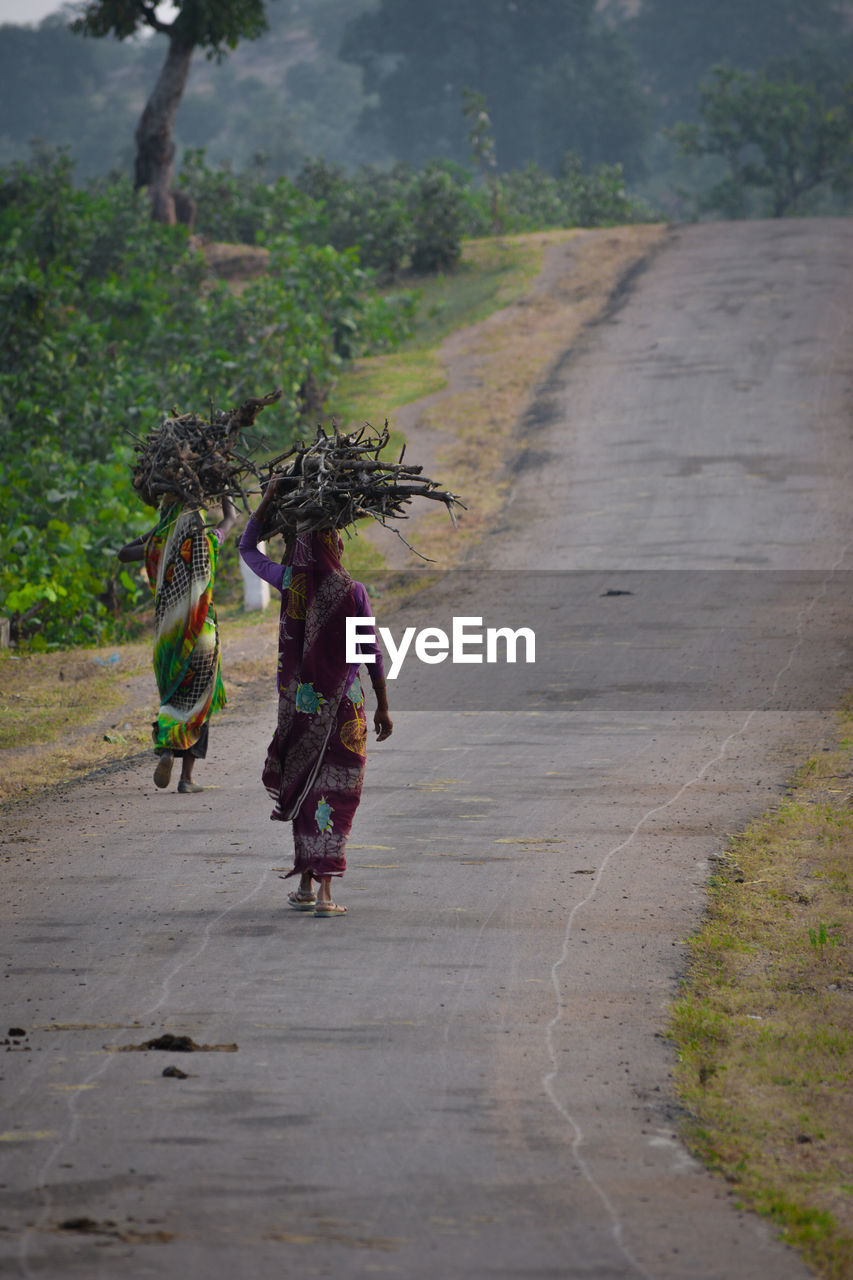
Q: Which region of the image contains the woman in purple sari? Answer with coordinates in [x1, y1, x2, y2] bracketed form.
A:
[239, 480, 392, 917]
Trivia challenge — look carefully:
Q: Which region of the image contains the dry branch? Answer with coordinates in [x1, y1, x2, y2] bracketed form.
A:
[130, 390, 281, 509]
[257, 422, 464, 539]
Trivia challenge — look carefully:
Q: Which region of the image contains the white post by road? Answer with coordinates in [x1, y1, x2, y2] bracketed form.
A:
[240, 543, 270, 611]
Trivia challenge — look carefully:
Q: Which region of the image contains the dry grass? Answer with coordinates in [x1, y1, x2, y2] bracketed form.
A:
[352, 224, 670, 566]
[329, 235, 546, 430]
[0, 643, 154, 806]
[670, 717, 853, 1278]
[0, 620, 282, 809]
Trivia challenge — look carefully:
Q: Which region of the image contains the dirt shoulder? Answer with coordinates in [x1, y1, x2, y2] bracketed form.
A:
[0, 224, 668, 811]
[670, 715, 853, 1278]
[365, 224, 669, 567]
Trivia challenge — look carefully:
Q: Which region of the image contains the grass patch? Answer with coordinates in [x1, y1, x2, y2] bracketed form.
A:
[398, 237, 544, 350]
[0, 647, 147, 751]
[330, 236, 543, 429]
[669, 713, 853, 1278]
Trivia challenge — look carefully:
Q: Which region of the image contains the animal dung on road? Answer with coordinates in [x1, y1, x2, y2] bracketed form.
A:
[110, 1032, 238, 1052]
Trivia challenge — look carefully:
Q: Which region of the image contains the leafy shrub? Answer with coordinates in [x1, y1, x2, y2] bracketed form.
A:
[409, 167, 464, 273]
[0, 152, 414, 648]
[0, 443, 146, 648]
[472, 154, 656, 234]
[177, 149, 320, 244]
[295, 159, 416, 280]
[183, 149, 654, 277]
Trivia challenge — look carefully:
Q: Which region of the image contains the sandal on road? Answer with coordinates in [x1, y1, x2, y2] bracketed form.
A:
[288, 889, 317, 911]
[314, 901, 347, 917]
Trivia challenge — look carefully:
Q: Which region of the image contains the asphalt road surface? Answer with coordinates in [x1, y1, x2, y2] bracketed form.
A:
[3, 219, 853, 1280]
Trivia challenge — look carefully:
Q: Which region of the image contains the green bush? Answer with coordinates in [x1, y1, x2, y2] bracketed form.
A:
[295, 159, 416, 280]
[177, 149, 320, 244]
[281, 152, 653, 272]
[0, 151, 414, 648]
[409, 167, 463, 274]
[479, 154, 656, 233]
[0, 141, 654, 649]
[0, 443, 146, 648]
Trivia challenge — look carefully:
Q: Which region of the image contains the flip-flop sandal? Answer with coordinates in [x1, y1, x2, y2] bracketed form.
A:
[288, 890, 317, 911]
[314, 902, 347, 917]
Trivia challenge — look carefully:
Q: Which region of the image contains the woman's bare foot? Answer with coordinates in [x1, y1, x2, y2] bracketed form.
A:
[153, 752, 173, 789]
[314, 876, 345, 916]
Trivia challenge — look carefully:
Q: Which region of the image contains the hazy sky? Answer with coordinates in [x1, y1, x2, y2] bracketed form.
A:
[0, 0, 64, 21]
[0, 1, 179, 23]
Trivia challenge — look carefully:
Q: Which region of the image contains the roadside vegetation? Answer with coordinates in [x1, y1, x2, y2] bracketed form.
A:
[0, 142, 651, 653]
[669, 713, 853, 1279]
[0, 224, 560, 801]
[669, 59, 853, 220]
[0, 220, 661, 806]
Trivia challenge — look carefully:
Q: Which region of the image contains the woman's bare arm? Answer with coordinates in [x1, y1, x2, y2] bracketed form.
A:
[371, 675, 393, 741]
[117, 530, 154, 563]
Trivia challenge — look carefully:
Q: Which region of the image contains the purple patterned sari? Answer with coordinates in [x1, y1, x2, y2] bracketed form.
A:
[241, 522, 368, 879]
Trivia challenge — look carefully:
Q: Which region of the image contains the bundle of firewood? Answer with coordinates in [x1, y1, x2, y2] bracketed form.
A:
[129, 390, 281, 508]
[257, 422, 464, 537]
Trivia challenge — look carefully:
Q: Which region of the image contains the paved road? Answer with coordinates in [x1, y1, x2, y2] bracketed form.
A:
[3, 219, 853, 1279]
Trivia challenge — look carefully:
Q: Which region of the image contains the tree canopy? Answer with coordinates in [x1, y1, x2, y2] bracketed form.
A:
[71, 0, 270, 56]
[340, 0, 652, 175]
[670, 61, 853, 218]
[72, 0, 273, 218]
[628, 0, 848, 123]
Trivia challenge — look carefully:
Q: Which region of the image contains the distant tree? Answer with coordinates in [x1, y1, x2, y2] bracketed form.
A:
[71, 0, 272, 221]
[340, 0, 651, 174]
[670, 64, 853, 218]
[628, 0, 847, 124]
[0, 17, 97, 146]
[462, 88, 500, 231]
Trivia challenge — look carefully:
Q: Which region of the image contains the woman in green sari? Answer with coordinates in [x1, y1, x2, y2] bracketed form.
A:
[118, 497, 236, 792]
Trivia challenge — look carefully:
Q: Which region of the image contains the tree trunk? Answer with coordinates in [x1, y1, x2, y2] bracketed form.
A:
[134, 35, 194, 223]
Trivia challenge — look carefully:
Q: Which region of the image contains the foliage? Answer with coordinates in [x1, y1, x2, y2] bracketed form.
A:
[462, 89, 500, 232]
[408, 168, 464, 274]
[340, 0, 653, 175]
[204, 150, 652, 266]
[0, 151, 413, 648]
[71, 0, 270, 57]
[462, 89, 498, 180]
[670, 64, 853, 218]
[295, 159, 417, 280]
[627, 0, 848, 126]
[178, 149, 319, 244]
[0, 4, 381, 179]
[0, 444, 142, 649]
[499, 154, 656, 231]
